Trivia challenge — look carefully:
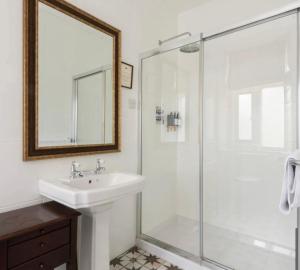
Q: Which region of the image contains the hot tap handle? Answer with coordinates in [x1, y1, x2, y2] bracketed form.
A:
[71, 161, 80, 171]
[96, 159, 105, 167]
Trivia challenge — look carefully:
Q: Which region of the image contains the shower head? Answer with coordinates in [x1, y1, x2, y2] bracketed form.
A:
[158, 32, 200, 53]
[180, 43, 200, 53]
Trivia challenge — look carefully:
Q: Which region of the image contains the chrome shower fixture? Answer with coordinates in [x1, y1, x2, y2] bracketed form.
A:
[155, 106, 164, 124]
[180, 43, 200, 53]
[159, 32, 200, 53]
[158, 32, 192, 46]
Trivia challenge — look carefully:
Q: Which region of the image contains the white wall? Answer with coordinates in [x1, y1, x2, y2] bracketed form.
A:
[178, 0, 296, 35]
[136, 0, 207, 52]
[0, 0, 140, 263]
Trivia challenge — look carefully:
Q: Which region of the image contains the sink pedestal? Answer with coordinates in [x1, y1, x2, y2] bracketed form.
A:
[39, 173, 145, 270]
[79, 203, 113, 270]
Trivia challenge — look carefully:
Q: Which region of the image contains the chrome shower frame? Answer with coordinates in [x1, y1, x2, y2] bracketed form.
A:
[137, 5, 300, 270]
[137, 32, 204, 265]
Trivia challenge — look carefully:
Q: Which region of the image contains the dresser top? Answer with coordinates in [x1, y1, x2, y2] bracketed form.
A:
[0, 201, 80, 241]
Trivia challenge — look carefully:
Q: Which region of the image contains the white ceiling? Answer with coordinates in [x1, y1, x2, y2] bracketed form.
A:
[163, 0, 211, 13]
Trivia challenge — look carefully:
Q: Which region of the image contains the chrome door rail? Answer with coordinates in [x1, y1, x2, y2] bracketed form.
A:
[159, 32, 192, 46]
[297, 9, 300, 270]
[203, 9, 298, 41]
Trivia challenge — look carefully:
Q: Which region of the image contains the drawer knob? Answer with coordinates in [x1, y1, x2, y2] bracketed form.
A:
[39, 263, 45, 269]
[40, 242, 46, 248]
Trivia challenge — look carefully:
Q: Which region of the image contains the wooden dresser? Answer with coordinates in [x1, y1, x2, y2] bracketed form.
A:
[0, 202, 81, 270]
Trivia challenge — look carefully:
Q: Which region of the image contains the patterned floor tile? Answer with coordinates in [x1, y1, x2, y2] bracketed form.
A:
[110, 246, 184, 270]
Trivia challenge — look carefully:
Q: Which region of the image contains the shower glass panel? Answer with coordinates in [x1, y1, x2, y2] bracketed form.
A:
[141, 41, 201, 256]
[77, 72, 106, 144]
[203, 14, 298, 270]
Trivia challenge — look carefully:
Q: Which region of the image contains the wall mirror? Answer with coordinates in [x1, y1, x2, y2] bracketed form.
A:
[24, 0, 121, 160]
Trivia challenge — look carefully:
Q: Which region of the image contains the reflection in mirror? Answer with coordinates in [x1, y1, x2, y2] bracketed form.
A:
[38, 2, 114, 147]
[72, 67, 113, 145]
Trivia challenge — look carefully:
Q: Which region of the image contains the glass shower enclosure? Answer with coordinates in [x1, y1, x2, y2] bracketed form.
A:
[138, 8, 300, 270]
[139, 35, 202, 258]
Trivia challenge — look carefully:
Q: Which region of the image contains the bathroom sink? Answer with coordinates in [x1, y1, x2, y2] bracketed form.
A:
[39, 172, 145, 209]
[39, 159, 145, 270]
[40, 172, 145, 270]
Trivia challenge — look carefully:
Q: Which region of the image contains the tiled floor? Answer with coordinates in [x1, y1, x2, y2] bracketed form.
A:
[110, 246, 183, 270]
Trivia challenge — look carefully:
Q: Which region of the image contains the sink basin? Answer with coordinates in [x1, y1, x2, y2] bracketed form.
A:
[39, 172, 145, 270]
[39, 172, 145, 209]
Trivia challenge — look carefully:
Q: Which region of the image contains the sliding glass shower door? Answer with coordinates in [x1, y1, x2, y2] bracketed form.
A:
[139, 10, 299, 270]
[140, 40, 201, 257]
[203, 13, 298, 270]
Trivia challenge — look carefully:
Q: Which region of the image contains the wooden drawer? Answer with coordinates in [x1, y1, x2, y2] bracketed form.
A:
[8, 227, 70, 268]
[0, 202, 80, 270]
[8, 220, 69, 246]
[10, 245, 70, 270]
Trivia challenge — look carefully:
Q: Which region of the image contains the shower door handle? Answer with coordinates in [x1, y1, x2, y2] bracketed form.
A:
[296, 226, 300, 270]
[297, 208, 300, 270]
[296, 228, 298, 270]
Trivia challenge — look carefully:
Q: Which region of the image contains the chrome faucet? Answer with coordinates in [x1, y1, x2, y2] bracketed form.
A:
[71, 161, 82, 179]
[95, 159, 106, 174]
[70, 159, 106, 179]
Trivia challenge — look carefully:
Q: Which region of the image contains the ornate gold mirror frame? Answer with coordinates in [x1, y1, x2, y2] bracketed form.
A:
[23, 0, 121, 160]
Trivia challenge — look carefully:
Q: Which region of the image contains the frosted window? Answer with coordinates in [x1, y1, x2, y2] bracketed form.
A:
[238, 94, 252, 140]
[261, 87, 284, 148]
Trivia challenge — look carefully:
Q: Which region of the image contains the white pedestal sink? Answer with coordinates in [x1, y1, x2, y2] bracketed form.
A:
[39, 173, 145, 270]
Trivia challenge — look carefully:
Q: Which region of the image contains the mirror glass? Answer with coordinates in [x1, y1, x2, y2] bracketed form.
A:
[38, 2, 114, 147]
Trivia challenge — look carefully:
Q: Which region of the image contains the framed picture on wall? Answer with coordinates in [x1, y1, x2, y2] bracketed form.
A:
[121, 62, 134, 89]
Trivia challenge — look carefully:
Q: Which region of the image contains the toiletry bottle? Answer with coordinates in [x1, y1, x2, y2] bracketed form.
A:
[167, 113, 172, 132]
[177, 113, 180, 126]
[172, 112, 175, 131]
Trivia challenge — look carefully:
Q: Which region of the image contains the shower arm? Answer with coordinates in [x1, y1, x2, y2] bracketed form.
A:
[158, 32, 192, 46]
